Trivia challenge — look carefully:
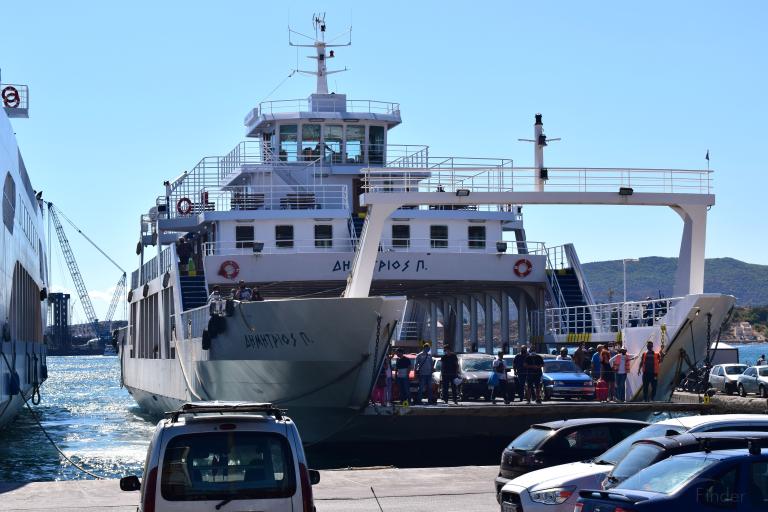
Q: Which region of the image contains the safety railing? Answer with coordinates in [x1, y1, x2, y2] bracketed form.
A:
[179, 305, 210, 339]
[257, 98, 400, 115]
[131, 246, 174, 289]
[362, 166, 713, 195]
[547, 245, 568, 270]
[397, 321, 422, 341]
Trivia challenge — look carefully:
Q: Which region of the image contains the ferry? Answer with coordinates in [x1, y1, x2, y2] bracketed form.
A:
[120, 17, 734, 444]
[0, 75, 49, 429]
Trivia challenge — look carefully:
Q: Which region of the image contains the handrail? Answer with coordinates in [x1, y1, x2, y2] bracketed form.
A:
[257, 98, 400, 115]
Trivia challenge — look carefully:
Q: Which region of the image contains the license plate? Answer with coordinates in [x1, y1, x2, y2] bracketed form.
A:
[501, 503, 519, 512]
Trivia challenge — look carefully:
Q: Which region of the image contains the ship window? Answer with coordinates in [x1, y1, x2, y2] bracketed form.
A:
[468, 226, 486, 249]
[346, 125, 365, 164]
[275, 225, 294, 248]
[430, 225, 448, 248]
[235, 226, 255, 249]
[392, 225, 410, 248]
[301, 124, 321, 161]
[315, 224, 332, 248]
[278, 125, 297, 162]
[3, 173, 15, 233]
[323, 125, 343, 164]
[369, 126, 385, 165]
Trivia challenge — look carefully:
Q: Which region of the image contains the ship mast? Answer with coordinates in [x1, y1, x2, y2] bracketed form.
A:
[289, 13, 351, 94]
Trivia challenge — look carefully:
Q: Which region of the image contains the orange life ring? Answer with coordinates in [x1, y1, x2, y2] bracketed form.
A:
[218, 260, 240, 280]
[1, 86, 20, 108]
[176, 197, 192, 215]
[513, 258, 533, 278]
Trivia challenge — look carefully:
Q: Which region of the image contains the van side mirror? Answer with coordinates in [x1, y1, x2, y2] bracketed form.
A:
[308, 469, 321, 485]
[120, 475, 141, 491]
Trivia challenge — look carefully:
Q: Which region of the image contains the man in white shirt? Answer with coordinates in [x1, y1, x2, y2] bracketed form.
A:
[610, 347, 636, 402]
[556, 347, 571, 360]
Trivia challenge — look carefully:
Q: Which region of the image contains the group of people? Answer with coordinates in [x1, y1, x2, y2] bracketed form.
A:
[208, 281, 264, 304]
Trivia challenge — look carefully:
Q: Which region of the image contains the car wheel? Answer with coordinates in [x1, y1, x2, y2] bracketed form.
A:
[739, 384, 747, 397]
[725, 383, 734, 396]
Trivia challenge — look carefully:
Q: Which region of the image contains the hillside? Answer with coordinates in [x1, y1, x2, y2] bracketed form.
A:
[581, 257, 768, 306]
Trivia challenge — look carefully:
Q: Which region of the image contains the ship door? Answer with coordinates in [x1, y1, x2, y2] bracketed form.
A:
[352, 178, 366, 217]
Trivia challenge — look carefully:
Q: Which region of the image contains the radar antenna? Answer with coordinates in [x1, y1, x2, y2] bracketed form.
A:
[289, 14, 351, 94]
[518, 113, 561, 192]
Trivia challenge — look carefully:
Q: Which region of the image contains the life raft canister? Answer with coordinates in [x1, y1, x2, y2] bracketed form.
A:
[218, 260, 240, 280]
[176, 197, 193, 215]
[513, 258, 533, 278]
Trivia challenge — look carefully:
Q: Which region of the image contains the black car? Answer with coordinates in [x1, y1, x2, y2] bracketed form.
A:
[495, 418, 647, 496]
[602, 430, 768, 489]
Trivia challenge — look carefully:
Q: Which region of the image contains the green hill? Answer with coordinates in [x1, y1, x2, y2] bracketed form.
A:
[581, 257, 768, 306]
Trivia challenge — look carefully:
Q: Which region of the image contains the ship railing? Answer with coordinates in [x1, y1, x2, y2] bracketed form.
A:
[164, 184, 348, 219]
[202, 239, 547, 256]
[397, 321, 421, 342]
[131, 245, 174, 290]
[179, 305, 210, 339]
[362, 166, 713, 195]
[257, 98, 400, 115]
[534, 297, 685, 337]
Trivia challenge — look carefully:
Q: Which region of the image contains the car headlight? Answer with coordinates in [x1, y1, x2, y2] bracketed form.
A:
[555, 381, 566, 386]
[529, 486, 576, 505]
[583, 381, 594, 387]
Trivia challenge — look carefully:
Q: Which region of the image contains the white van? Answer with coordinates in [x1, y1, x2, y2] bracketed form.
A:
[499, 414, 768, 512]
[121, 402, 319, 512]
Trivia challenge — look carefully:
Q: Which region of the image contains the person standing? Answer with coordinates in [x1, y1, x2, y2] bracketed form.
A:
[573, 344, 585, 370]
[758, 354, 767, 366]
[525, 349, 545, 404]
[600, 345, 615, 401]
[491, 351, 510, 404]
[176, 237, 192, 275]
[557, 347, 571, 360]
[610, 347, 635, 402]
[414, 343, 435, 404]
[639, 341, 663, 402]
[591, 345, 603, 380]
[252, 288, 264, 301]
[394, 348, 411, 405]
[440, 346, 460, 404]
[513, 345, 529, 402]
[235, 280, 252, 301]
[382, 355, 393, 405]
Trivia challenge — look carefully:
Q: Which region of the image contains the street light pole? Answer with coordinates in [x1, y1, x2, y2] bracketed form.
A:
[623, 258, 640, 303]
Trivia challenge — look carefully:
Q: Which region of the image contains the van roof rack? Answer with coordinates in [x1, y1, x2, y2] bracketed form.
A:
[167, 401, 285, 422]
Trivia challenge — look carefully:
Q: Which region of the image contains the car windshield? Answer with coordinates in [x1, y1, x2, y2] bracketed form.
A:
[616, 455, 718, 495]
[461, 358, 494, 372]
[543, 361, 580, 373]
[595, 424, 686, 465]
[760, 368, 768, 377]
[160, 432, 296, 501]
[506, 426, 555, 451]
[726, 366, 747, 375]
[610, 443, 664, 480]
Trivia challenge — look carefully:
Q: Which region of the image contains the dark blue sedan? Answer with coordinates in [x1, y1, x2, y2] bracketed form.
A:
[541, 359, 595, 400]
[576, 446, 768, 511]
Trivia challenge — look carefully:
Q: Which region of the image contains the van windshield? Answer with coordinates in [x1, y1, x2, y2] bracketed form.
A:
[160, 432, 296, 501]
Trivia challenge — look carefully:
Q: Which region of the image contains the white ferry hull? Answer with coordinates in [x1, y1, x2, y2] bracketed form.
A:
[122, 295, 405, 444]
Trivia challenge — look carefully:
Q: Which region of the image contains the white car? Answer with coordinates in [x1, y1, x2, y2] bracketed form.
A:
[498, 413, 768, 512]
[120, 402, 319, 512]
[707, 363, 747, 395]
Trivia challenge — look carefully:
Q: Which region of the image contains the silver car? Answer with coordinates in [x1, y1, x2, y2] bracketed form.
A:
[737, 365, 768, 397]
[708, 363, 747, 395]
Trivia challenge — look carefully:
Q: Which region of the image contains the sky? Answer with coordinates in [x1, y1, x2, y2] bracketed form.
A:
[2, 1, 766, 323]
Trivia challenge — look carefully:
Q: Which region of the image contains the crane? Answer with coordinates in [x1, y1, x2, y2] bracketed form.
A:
[48, 202, 126, 342]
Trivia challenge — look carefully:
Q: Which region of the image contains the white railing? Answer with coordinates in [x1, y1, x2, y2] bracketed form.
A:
[202, 238, 548, 257]
[131, 245, 175, 289]
[363, 166, 713, 195]
[397, 321, 421, 341]
[537, 297, 684, 337]
[257, 98, 400, 115]
[180, 305, 210, 339]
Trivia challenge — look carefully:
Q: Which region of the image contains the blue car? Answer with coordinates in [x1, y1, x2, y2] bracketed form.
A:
[576, 445, 768, 511]
[541, 359, 595, 400]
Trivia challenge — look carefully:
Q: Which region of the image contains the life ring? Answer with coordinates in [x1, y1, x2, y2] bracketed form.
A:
[176, 197, 193, 215]
[218, 260, 240, 280]
[513, 258, 533, 278]
[1, 86, 20, 108]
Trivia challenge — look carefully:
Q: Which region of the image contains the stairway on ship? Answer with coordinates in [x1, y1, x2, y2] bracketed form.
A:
[552, 268, 593, 333]
[180, 274, 208, 310]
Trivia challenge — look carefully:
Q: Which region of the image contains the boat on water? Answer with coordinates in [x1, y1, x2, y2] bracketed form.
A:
[120, 17, 734, 445]
[0, 75, 49, 429]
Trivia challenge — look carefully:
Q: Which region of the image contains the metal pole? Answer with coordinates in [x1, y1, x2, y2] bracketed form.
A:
[623, 259, 627, 303]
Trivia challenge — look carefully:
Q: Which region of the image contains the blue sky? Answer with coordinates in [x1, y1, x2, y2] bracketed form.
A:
[2, 1, 766, 323]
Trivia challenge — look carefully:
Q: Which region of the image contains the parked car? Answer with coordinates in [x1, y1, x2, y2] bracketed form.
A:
[439, 353, 496, 401]
[708, 363, 747, 395]
[576, 446, 768, 511]
[737, 365, 768, 397]
[498, 414, 768, 512]
[602, 430, 768, 489]
[388, 353, 439, 403]
[120, 401, 320, 512]
[495, 418, 647, 497]
[540, 359, 595, 400]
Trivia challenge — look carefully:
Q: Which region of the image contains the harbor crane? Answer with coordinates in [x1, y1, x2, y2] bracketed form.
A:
[47, 202, 126, 343]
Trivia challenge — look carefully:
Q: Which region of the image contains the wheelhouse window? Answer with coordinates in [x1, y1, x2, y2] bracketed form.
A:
[392, 225, 410, 248]
[235, 226, 255, 249]
[346, 125, 365, 163]
[275, 225, 294, 248]
[301, 124, 321, 161]
[278, 125, 297, 162]
[323, 125, 343, 164]
[430, 225, 448, 248]
[315, 224, 332, 248]
[369, 125, 385, 165]
[468, 225, 486, 249]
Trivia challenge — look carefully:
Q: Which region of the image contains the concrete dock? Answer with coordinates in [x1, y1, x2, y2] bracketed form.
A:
[0, 465, 499, 512]
[672, 391, 768, 414]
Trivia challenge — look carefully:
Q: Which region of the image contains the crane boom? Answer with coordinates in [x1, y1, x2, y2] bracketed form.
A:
[105, 273, 126, 324]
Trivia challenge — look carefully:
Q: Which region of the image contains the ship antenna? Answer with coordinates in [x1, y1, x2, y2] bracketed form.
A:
[289, 14, 351, 94]
[518, 113, 561, 192]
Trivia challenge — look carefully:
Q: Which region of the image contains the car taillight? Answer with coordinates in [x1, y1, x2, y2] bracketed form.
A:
[573, 503, 583, 512]
[299, 462, 314, 512]
[614, 508, 636, 512]
[142, 466, 158, 512]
